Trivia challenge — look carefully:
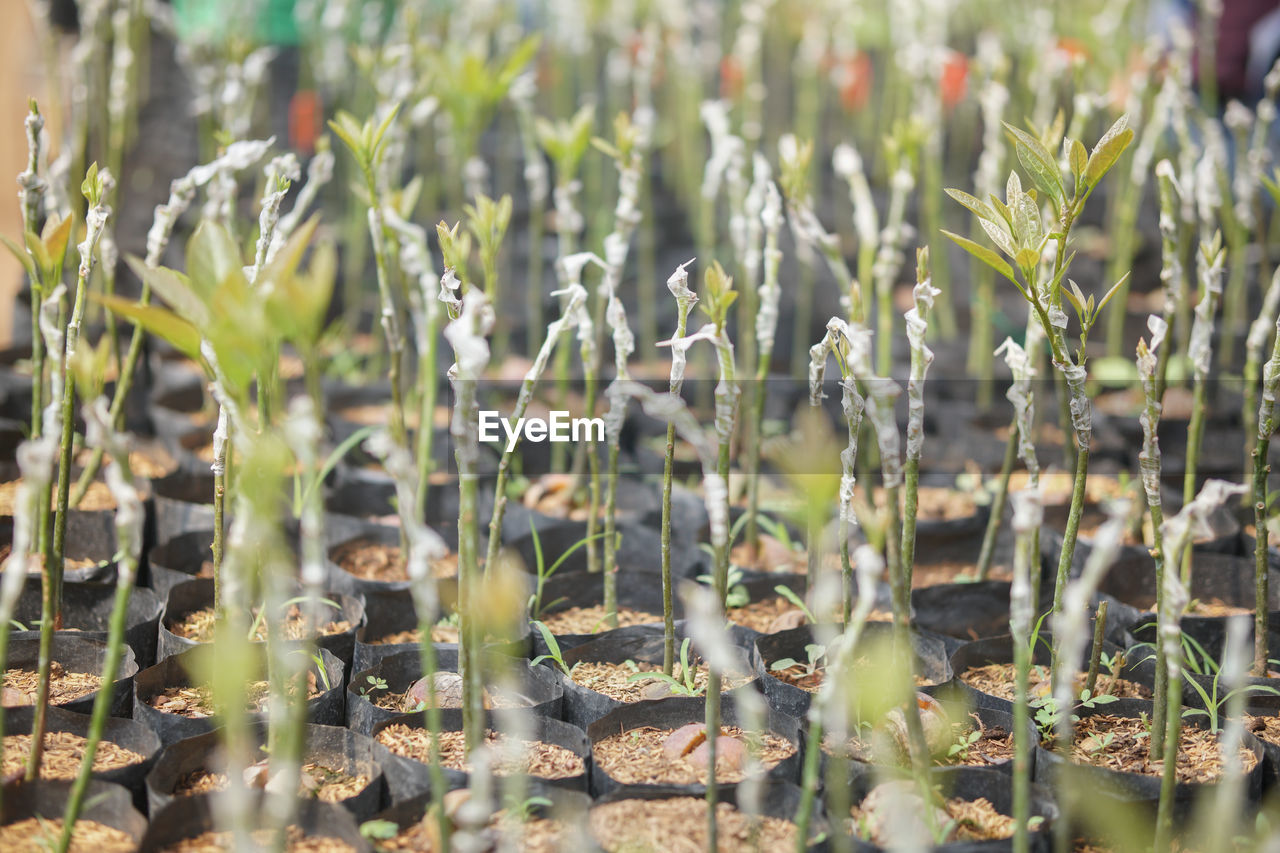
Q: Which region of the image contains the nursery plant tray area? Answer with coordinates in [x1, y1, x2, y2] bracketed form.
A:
[8, 0, 1280, 849]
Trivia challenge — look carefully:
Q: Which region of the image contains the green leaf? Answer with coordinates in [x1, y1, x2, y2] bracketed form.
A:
[770, 658, 799, 671]
[944, 188, 999, 224]
[1069, 138, 1088, 182]
[978, 217, 1018, 258]
[94, 294, 205, 363]
[186, 221, 245, 301]
[942, 230, 1022, 294]
[1095, 271, 1130, 316]
[41, 214, 73, 271]
[0, 234, 36, 281]
[359, 820, 399, 841]
[1004, 123, 1065, 206]
[1083, 115, 1134, 189]
[125, 255, 209, 330]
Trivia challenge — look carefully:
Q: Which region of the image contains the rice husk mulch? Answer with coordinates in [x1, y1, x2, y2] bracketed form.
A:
[568, 661, 750, 703]
[589, 797, 799, 852]
[960, 663, 1151, 702]
[4, 662, 102, 706]
[0, 817, 135, 853]
[849, 795, 1016, 845]
[159, 826, 356, 852]
[148, 673, 321, 718]
[2, 731, 145, 779]
[381, 811, 567, 852]
[174, 762, 369, 802]
[1063, 714, 1256, 783]
[374, 726, 584, 780]
[170, 605, 351, 644]
[824, 713, 1014, 768]
[539, 605, 661, 635]
[331, 539, 457, 582]
[592, 725, 794, 785]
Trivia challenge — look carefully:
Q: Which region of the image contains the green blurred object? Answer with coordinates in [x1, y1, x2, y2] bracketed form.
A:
[171, 0, 300, 46]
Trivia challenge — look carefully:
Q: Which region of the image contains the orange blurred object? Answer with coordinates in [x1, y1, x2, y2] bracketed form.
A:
[720, 55, 745, 100]
[941, 50, 969, 109]
[289, 88, 321, 155]
[838, 51, 872, 112]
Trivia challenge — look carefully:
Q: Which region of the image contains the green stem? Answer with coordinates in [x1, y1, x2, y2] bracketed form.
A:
[602, 442, 620, 628]
[1084, 600, 1109, 696]
[661, 421, 676, 677]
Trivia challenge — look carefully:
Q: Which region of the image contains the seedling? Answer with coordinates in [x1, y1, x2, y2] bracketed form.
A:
[529, 621, 575, 677]
[629, 638, 705, 697]
[770, 643, 827, 679]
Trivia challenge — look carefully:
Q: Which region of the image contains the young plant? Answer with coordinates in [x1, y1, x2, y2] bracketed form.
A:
[629, 638, 705, 697]
[979, 337, 1040, 581]
[658, 260, 697, 674]
[900, 249, 939, 586]
[944, 116, 1134, 667]
[26, 164, 111, 780]
[439, 270, 495, 754]
[1251, 268, 1280, 675]
[529, 621, 574, 676]
[769, 643, 827, 680]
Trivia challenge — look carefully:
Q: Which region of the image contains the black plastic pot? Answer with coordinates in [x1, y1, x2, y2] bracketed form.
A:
[823, 692, 1031, 781]
[0, 779, 147, 846]
[5, 634, 137, 717]
[947, 633, 1146, 714]
[1110, 551, 1280, 663]
[529, 568, 680, 656]
[351, 588, 466, 674]
[347, 647, 561, 736]
[145, 529, 215, 599]
[156, 577, 365, 667]
[589, 780, 826, 850]
[132, 645, 346, 746]
[1033, 697, 1265, 807]
[139, 792, 371, 851]
[10, 578, 162, 668]
[371, 708, 590, 792]
[553, 631, 759, 730]
[842, 764, 1058, 851]
[0, 513, 114, 585]
[4, 705, 160, 808]
[586, 694, 803, 796]
[145, 722, 384, 819]
[754, 623, 952, 719]
[151, 469, 217, 541]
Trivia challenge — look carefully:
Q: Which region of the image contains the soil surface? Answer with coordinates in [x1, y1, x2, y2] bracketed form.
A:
[0, 817, 135, 852]
[911, 559, 1011, 587]
[825, 713, 1014, 769]
[592, 724, 794, 785]
[2, 731, 145, 780]
[374, 726, 584, 779]
[381, 811, 565, 852]
[589, 798, 799, 851]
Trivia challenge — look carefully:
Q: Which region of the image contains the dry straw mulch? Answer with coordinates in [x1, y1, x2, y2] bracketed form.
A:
[4, 663, 101, 706]
[160, 826, 356, 852]
[539, 605, 661, 635]
[589, 797, 799, 852]
[592, 724, 794, 785]
[0, 479, 121, 514]
[1065, 714, 1257, 783]
[960, 663, 1152, 702]
[375, 726, 584, 780]
[331, 538, 459, 582]
[170, 605, 351, 644]
[0, 817, 135, 853]
[825, 714, 1014, 768]
[850, 794, 1016, 845]
[2, 731, 145, 779]
[174, 762, 369, 802]
[568, 660, 750, 703]
[382, 812, 566, 852]
[148, 673, 322, 718]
